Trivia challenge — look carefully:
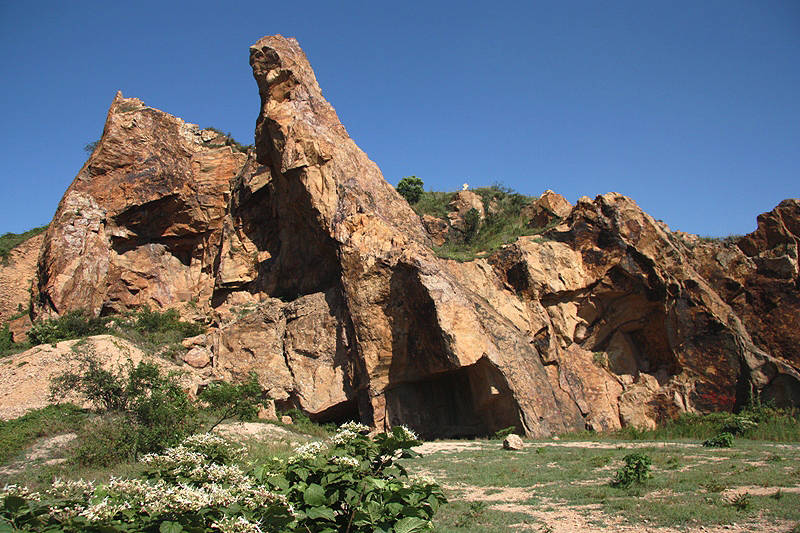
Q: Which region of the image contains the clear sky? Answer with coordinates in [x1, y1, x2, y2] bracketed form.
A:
[1, 1, 797, 237]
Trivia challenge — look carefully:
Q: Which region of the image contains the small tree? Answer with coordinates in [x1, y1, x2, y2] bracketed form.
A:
[396, 175, 424, 204]
[50, 349, 199, 462]
[199, 372, 267, 431]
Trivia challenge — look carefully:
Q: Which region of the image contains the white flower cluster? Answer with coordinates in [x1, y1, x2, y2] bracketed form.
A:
[47, 478, 96, 500]
[213, 515, 264, 533]
[71, 476, 290, 523]
[340, 421, 371, 433]
[396, 425, 419, 441]
[331, 429, 360, 446]
[1, 484, 40, 500]
[331, 421, 370, 446]
[289, 440, 327, 462]
[141, 445, 248, 486]
[80, 496, 131, 522]
[331, 455, 360, 468]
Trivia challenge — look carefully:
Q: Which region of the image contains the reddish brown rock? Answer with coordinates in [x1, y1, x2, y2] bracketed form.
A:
[34, 93, 247, 317]
[421, 214, 449, 246]
[0, 233, 43, 324]
[524, 189, 573, 228]
[447, 190, 485, 232]
[22, 35, 799, 439]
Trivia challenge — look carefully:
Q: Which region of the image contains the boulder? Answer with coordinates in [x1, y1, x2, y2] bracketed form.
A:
[524, 190, 573, 228]
[184, 346, 212, 369]
[447, 190, 485, 232]
[502, 434, 524, 450]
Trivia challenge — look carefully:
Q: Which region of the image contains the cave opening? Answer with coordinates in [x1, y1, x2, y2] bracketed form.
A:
[384, 359, 523, 440]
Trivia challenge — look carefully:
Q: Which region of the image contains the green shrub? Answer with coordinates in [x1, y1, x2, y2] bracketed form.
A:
[25, 306, 204, 357]
[199, 372, 267, 431]
[397, 175, 425, 204]
[610, 453, 652, 488]
[70, 413, 140, 466]
[492, 426, 517, 440]
[202, 127, 253, 153]
[410, 183, 545, 261]
[0, 426, 446, 533]
[703, 432, 734, 448]
[50, 351, 200, 463]
[0, 323, 14, 355]
[27, 309, 109, 345]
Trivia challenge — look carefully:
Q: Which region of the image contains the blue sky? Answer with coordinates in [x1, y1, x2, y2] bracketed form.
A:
[1, 1, 797, 237]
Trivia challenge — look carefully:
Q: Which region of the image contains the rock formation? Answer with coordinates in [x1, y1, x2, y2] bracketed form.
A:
[34, 95, 246, 318]
[0, 233, 43, 326]
[12, 35, 798, 437]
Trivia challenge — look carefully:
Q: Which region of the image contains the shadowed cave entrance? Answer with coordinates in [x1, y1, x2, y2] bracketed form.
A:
[384, 358, 523, 440]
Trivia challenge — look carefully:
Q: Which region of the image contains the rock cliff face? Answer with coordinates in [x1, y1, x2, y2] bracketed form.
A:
[26, 35, 800, 437]
[34, 94, 245, 318]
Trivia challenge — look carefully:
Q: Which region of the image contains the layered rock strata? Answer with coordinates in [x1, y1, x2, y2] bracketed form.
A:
[24, 35, 800, 437]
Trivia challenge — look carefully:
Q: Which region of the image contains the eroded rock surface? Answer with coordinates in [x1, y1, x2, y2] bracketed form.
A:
[0, 233, 43, 324]
[21, 35, 800, 436]
[34, 93, 247, 317]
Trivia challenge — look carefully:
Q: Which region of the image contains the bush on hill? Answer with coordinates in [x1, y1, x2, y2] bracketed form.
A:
[406, 182, 552, 261]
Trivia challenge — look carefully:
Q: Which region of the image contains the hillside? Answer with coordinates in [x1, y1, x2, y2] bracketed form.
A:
[0, 35, 798, 439]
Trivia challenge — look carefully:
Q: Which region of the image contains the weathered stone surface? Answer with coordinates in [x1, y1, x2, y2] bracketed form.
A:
[421, 214, 449, 246]
[502, 434, 524, 450]
[686, 200, 800, 374]
[447, 190, 485, 231]
[524, 189, 573, 228]
[20, 35, 799, 439]
[34, 93, 247, 317]
[0, 233, 43, 324]
[8, 315, 33, 343]
[184, 346, 212, 368]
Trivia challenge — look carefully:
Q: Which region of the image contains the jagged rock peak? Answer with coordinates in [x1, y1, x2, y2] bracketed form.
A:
[14, 35, 798, 438]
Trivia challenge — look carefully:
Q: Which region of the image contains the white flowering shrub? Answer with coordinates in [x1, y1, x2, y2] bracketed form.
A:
[1, 425, 446, 533]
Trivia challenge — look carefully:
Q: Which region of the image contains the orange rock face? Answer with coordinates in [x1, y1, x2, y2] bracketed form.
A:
[18, 36, 799, 436]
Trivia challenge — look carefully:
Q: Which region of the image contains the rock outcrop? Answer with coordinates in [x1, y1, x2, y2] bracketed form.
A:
[0, 233, 43, 325]
[16, 35, 799, 437]
[34, 94, 246, 318]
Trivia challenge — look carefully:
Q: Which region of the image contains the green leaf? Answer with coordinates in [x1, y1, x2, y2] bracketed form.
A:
[306, 506, 336, 521]
[3, 496, 25, 514]
[303, 483, 327, 507]
[160, 521, 184, 533]
[385, 502, 404, 517]
[392, 516, 429, 533]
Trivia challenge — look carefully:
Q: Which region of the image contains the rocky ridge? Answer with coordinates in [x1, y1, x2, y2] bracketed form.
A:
[4, 35, 798, 436]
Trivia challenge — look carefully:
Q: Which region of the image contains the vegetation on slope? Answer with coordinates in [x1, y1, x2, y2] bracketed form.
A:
[399, 180, 555, 261]
[1, 307, 205, 359]
[0, 225, 47, 265]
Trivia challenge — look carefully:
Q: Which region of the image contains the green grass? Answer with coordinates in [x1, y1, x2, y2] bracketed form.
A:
[0, 404, 88, 466]
[414, 438, 800, 531]
[558, 407, 800, 443]
[0, 225, 47, 265]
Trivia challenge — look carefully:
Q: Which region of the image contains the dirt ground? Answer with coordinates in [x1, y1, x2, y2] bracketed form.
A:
[413, 440, 800, 533]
